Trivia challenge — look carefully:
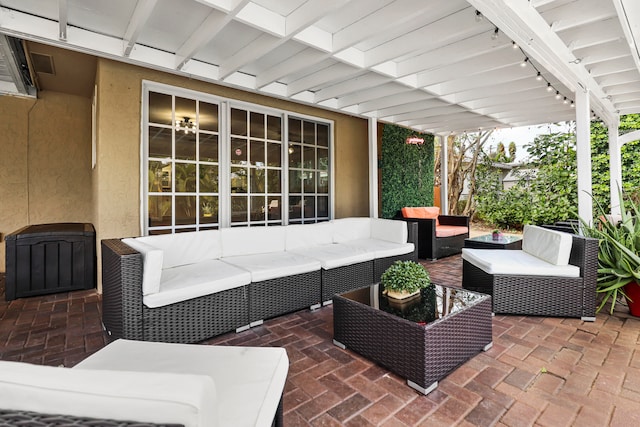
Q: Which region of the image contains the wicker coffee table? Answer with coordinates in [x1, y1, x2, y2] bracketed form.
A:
[333, 284, 492, 394]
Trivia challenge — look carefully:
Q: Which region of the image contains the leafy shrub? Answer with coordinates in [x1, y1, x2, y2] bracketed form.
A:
[381, 260, 431, 293]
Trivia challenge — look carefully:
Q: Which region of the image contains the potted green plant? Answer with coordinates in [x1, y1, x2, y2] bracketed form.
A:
[381, 260, 431, 300]
[492, 229, 502, 241]
[581, 189, 640, 315]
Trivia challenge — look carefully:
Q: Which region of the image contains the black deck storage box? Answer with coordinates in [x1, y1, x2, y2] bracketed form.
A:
[5, 223, 96, 301]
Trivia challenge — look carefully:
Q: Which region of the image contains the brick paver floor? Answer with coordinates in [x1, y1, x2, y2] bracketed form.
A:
[1, 255, 640, 426]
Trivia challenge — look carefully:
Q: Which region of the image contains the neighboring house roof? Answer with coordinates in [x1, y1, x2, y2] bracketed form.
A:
[503, 167, 537, 184]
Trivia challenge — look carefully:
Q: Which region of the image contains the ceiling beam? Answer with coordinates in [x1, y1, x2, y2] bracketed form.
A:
[468, 0, 617, 124]
[123, 0, 157, 57]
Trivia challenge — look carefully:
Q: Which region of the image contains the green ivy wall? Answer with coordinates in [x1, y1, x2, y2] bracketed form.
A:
[381, 124, 435, 218]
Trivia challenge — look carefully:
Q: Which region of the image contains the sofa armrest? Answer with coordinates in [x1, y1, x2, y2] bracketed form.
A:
[101, 239, 145, 341]
[438, 215, 469, 228]
[406, 221, 418, 259]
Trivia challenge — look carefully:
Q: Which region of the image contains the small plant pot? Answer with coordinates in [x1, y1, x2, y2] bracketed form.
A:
[385, 289, 421, 300]
[491, 232, 502, 241]
[624, 282, 640, 317]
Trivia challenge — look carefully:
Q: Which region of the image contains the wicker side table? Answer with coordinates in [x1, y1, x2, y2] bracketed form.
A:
[333, 284, 492, 395]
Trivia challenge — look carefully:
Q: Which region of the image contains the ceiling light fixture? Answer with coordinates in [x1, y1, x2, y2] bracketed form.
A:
[520, 57, 529, 67]
[546, 82, 553, 91]
[536, 72, 542, 81]
[563, 97, 568, 104]
[512, 41, 518, 49]
[491, 28, 499, 40]
[555, 91, 561, 100]
[175, 117, 196, 134]
[475, 10, 483, 22]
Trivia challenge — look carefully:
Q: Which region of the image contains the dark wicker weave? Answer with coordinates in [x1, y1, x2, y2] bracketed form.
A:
[394, 212, 469, 259]
[321, 260, 374, 302]
[373, 221, 419, 282]
[0, 410, 182, 427]
[249, 270, 322, 323]
[102, 239, 250, 343]
[333, 286, 493, 394]
[462, 234, 598, 320]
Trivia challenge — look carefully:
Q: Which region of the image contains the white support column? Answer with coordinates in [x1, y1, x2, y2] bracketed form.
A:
[576, 89, 593, 225]
[368, 118, 379, 218]
[608, 117, 622, 217]
[439, 133, 449, 215]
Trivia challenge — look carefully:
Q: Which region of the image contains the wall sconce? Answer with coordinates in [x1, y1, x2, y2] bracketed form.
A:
[175, 117, 196, 134]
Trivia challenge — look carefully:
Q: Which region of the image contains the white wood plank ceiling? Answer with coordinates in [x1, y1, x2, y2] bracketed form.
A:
[1, 0, 639, 133]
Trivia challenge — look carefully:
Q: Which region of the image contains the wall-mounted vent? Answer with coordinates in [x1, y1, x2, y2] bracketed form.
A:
[30, 52, 55, 75]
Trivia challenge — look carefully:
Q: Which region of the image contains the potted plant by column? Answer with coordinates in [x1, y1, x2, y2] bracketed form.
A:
[582, 189, 640, 316]
[381, 260, 431, 300]
[492, 229, 503, 241]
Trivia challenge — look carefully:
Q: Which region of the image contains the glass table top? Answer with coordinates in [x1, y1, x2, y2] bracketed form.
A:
[338, 284, 487, 325]
[466, 234, 522, 244]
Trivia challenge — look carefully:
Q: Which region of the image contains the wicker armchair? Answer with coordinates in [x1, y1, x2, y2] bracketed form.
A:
[462, 233, 598, 321]
[394, 210, 469, 260]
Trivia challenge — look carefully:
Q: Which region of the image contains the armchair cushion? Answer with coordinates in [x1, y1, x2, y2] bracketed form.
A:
[135, 230, 221, 269]
[461, 248, 580, 277]
[122, 238, 163, 295]
[401, 207, 440, 225]
[435, 225, 469, 238]
[522, 224, 573, 265]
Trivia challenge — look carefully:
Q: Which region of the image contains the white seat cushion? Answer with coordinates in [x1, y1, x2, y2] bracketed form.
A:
[522, 224, 573, 265]
[0, 360, 216, 427]
[121, 238, 164, 295]
[75, 339, 289, 427]
[221, 252, 321, 282]
[290, 243, 374, 269]
[331, 217, 372, 243]
[285, 222, 334, 251]
[134, 230, 222, 269]
[143, 260, 251, 308]
[221, 226, 286, 257]
[370, 218, 408, 244]
[344, 239, 415, 259]
[462, 248, 580, 277]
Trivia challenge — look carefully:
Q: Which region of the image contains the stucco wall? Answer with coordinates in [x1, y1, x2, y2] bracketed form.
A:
[94, 58, 370, 247]
[0, 92, 93, 272]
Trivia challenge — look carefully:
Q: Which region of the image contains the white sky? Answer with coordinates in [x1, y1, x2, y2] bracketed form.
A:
[486, 122, 573, 162]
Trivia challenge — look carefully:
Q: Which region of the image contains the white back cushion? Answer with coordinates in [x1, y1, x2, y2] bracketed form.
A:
[522, 225, 573, 265]
[221, 226, 286, 257]
[332, 217, 372, 243]
[0, 361, 217, 427]
[121, 238, 163, 295]
[285, 222, 334, 250]
[370, 218, 408, 244]
[136, 230, 222, 269]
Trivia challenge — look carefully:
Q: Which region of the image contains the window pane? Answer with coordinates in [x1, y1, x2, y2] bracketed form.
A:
[317, 123, 329, 147]
[250, 168, 265, 193]
[149, 161, 171, 193]
[200, 196, 218, 224]
[149, 127, 172, 158]
[318, 196, 329, 217]
[267, 115, 281, 140]
[267, 169, 281, 193]
[175, 131, 196, 161]
[175, 97, 196, 128]
[175, 163, 196, 192]
[289, 170, 302, 193]
[231, 196, 247, 222]
[288, 118, 302, 142]
[304, 196, 315, 219]
[199, 133, 218, 162]
[200, 165, 218, 193]
[175, 196, 196, 225]
[231, 108, 247, 136]
[199, 101, 218, 132]
[267, 142, 281, 167]
[289, 196, 302, 219]
[303, 121, 315, 144]
[267, 197, 281, 220]
[148, 92, 172, 125]
[303, 146, 316, 169]
[289, 144, 302, 168]
[250, 112, 264, 138]
[318, 148, 329, 170]
[250, 140, 265, 166]
[148, 195, 171, 227]
[231, 167, 248, 193]
[317, 171, 329, 193]
[304, 171, 316, 193]
[231, 138, 247, 165]
[250, 196, 265, 222]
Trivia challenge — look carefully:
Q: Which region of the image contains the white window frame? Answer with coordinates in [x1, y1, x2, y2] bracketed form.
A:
[141, 80, 334, 235]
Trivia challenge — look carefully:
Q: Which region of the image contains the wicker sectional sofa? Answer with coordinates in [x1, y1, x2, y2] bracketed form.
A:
[102, 218, 417, 344]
